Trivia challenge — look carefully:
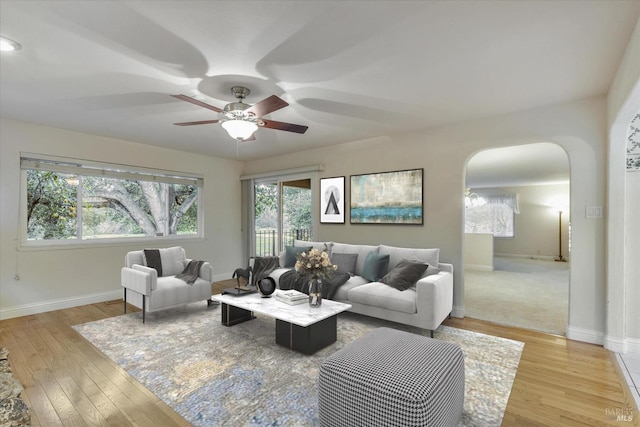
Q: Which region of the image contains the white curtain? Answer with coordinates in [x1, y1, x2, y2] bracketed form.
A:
[240, 178, 254, 261]
[482, 194, 520, 214]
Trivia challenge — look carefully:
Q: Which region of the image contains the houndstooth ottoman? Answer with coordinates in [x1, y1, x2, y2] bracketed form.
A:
[318, 327, 464, 427]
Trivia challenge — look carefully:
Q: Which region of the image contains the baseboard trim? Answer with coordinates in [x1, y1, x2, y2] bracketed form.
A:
[464, 264, 494, 271]
[566, 325, 604, 345]
[452, 305, 465, 318]
[622, 337, 640, 354]
[595, 335, 640, 353]
[605, 335, 629, 353]
[494, 253, 561, 261]
[0, 289, 123, 321]
[1, 274, 243, 320]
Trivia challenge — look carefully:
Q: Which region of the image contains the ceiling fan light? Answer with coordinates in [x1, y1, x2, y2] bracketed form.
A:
[221, 119, 258, 141]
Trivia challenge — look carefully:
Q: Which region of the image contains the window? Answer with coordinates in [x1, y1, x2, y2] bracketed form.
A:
[240, 165, 321, 260]
[22, 155, 203, 245]
[465, 193, 519, 237]
[254, 178, 312, 256]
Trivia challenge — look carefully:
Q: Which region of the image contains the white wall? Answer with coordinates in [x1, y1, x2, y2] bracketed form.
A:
[0, 118, 244, 319]
[625, 172, 640, 340]
[474, 183, 571, 259]
[606, 17, 640, 352]
[464, 233, 493, 271]
[244, 97, 608, 343]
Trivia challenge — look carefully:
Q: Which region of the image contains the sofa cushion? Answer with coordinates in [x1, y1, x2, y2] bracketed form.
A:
[380, 259, 428, 290]
[348, 282, 417, 314]
[143, 246, 186, 277]
[331, 253, 358, 275]
[149, 275, 211, 311]
[361, 252, 390, 282]
[284, 245, 312, 268]
[333, 275, 370, 301]
[379, 245, 440, 276]
[161, 246, 187, 276]
[332, 243, 379, 276]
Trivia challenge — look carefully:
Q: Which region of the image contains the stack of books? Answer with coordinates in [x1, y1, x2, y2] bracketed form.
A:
[275, 289, 308, 305]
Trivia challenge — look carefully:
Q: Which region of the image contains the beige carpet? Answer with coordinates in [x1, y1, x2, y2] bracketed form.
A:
[464, 257, 569, 335]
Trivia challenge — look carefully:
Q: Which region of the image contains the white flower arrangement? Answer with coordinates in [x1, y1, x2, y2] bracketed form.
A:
[294, 248, 337, 280]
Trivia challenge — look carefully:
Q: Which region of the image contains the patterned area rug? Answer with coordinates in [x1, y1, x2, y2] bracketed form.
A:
[73, 303, 523, 426]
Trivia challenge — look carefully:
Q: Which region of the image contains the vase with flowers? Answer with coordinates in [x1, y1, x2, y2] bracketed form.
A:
[294, 248, 337, 307]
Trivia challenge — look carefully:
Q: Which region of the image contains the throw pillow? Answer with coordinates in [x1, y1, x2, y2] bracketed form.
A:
[323, 272, 351, 299]
[331, 253, 358, 275]
[405, 256, 441, 277]
[379, 245, 439, 275]
[284, 245, 312, 268]
[143, 249, 163, 276]
[361, 251, 390, 282]
[381, 260, 429, 291]
[161, 246, 187, 276]
[142, 247, 185, 277]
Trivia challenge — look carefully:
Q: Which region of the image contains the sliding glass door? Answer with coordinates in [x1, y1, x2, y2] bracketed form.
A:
[254, 178, 311, 256]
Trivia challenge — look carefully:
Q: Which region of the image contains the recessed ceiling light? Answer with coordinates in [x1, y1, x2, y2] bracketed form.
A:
[0, 36, 22, 52]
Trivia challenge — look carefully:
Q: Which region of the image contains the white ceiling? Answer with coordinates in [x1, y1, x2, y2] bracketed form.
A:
[1, 1, 638, 185]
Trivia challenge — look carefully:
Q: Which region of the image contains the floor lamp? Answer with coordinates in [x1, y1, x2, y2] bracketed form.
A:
[555, 209, 567, 262]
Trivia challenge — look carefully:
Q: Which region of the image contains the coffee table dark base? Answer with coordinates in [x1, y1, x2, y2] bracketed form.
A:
[221, 303, 255, 326]
[219, 302, 338, 354]
[276, 315, 337, 355]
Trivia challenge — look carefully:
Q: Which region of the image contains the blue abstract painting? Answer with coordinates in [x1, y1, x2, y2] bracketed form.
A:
[350, 169, 423, 224]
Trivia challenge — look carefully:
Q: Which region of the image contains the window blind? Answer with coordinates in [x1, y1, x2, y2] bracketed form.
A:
[21, 154, 203, 187]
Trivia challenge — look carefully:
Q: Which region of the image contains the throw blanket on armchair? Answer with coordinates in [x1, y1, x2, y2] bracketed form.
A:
[176, 260, 205, 284]
[279, 270, 350, 299]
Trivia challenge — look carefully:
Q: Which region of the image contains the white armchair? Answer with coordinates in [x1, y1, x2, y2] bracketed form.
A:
[121, 246, 213, 323]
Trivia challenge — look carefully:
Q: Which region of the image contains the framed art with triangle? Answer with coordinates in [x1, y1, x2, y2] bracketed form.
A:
[320, 176, 345, 224]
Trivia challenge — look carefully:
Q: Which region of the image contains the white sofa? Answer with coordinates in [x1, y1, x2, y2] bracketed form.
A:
[121, 246, 213, 323]
[269, 241, 454, 336]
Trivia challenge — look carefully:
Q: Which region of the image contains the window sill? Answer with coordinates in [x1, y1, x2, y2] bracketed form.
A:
[18, 235, 204, 251]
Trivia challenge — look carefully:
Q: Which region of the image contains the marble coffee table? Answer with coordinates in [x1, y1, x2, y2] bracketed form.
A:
[212, 290, 352, 354]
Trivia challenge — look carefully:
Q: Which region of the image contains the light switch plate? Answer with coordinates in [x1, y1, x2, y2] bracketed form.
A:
[586, 206, 603, 219]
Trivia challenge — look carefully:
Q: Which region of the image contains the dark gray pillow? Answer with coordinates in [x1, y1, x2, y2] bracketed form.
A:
[361, 251, 390, 282]
[143, 249, 163, 276]
[322, 272, 351, 299]
[331, 253, 358, 275]
[284, 246, 312, 268]
[381, 260, 428, 291]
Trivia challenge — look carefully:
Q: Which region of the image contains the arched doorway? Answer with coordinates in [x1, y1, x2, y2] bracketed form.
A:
[463, 142, 570, 335]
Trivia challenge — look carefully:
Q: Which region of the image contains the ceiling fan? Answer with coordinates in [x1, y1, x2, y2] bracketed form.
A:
[171, 86, 308, 141]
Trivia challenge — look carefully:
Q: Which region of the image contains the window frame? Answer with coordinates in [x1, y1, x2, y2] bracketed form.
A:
[20, 153, 204, 249]
[252, 172, 315, 256]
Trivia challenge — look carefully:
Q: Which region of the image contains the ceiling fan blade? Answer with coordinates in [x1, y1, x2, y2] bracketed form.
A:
[260, 119, 308, 134]
[245, 95, 289, 117]
[171, 94, 223, 113]
[174, 119, 220, 126]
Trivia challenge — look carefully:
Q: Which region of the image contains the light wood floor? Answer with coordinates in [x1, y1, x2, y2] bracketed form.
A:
[0, 279, 636, 427]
